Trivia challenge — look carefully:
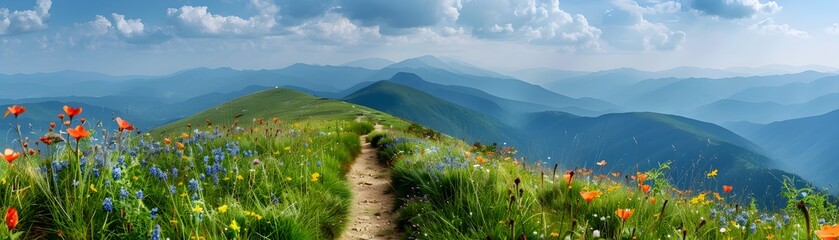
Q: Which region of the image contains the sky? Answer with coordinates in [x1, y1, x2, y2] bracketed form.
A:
[1, 0, 838, 75]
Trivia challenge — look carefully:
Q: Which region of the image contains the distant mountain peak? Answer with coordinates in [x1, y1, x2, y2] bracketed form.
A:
[388, 72, 424, 82]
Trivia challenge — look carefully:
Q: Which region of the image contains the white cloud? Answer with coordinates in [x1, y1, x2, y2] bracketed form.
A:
[684, 0, 780, 19]
[167, 0, 279, 38]
[614, 0, 681, 14]
[826, 23, 839, 35]
[0, 0, 52, 36]
[85, 15, 112, 36]
[748, 18, 808, 37]
[109, 13, 171, 44]
[289, 12, 381, 44]
[602, 2, 685, 51]
[458, 0, 603, 51]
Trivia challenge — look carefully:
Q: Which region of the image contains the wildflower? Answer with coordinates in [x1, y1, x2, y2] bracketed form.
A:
[181, 133, 189, 139]
[649, 197, 657, 204]
[635, 172, 648, 183]
[229, 220, 240, 231]
[611, 171, 621, 177]
[2, 149, 20, 164]
[5, 208, 18, 230]
[475, 156, 487, 165]
[706, 169, 718, 178]
[188, 178, 200, 192]
[640, 184, 651, 194]
[67, 125, 91, 140]
[177, 142, 185, 150]
[720, 227, 726, 233]
[616, 208, 633, 222]
[164, 138, 171, 145]
[63, 105, 82, 118]
[136, 190, 144, 200]
[4, 105, 25, 118]
[236, 175, 244, 180]
[192, 205, 203, 213]
[311, 172, 320, 182]
[723, 185, 733, 193]
[149, 207, 159, 220]
[112, 166, 122, 180]
[89, 183, 97, 192]
[217, 205, 228, 213]
[150, 224, 161, 240]
[115, 117, 134, 131]
[103, 198, 114, 212]
[580, 191, 600, 203]
[596, 160, 606, 166]
[169, 185, 176, 195]
[549, 232, 559, 238]
[58, 113, 65, 119]
[592, 230, 601, 238]
[816, 224, 839, 240]
[464, 151, 471, 158]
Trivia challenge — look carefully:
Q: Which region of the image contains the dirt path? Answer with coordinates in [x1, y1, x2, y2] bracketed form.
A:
[342, 121, 399, 240]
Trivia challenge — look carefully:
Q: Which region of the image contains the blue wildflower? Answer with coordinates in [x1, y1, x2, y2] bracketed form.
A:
[150, 208, 159, 220]
[103, 197, 114, 212]
[188, 178, 200, 192]
[112, 166, 122, 180]
[136, 190, 144, 200]
[150, 224, 161, 240]
[120, 187, 129, 199]
[169, 185, 176, 195]
[171, 167, 178, 178]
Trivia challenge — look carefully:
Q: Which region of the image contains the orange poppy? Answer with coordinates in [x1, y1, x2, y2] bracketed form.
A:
[67, 125, 90, 141]
[116, 117, 134, 131]
[640, 184, 651, 194]
[635, 172, 648, 183]
[476, 156, 487, 165]
[649, 197, 657, 204]
[464, 151, 471, 158]
[596, 160, 607, 166]
[177, 142, 185, 150]
[611, 171, 622, 178]
[580, 191, 600, 203]
[4, 105, 25, 118]
[722, 185, 733, 193]
[273, 117, 280, 124]
[816, 224, 839, 240]
[164, 138, 171, 145]
[63, 105, 82, 118]
[58, 113, 65, 120]
[5, 207, 17, 230]
[2, 149, 20, 164]
[63, 121, 71, 126]
[80, 118, 86, 124]
[616, 208, 633, 222]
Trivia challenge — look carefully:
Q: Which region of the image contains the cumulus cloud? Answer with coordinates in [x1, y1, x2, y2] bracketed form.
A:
[110, 14, 172, 44]
[288, 12, 381, 44]
[601, 2, 685, 51]
[614, 0, 681, 14]
[748, 18, 807, 37]
[167, 0, 279, 38]
[826, 23, 839, 35]
[339, 0, 461, 34]
[0, 0, 51, 35]
[458, 0, 602, 50]
[684, 0, 780, 19]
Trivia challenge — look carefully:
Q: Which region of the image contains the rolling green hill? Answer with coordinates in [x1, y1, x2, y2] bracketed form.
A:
[343, 81, 519, 145]
[153, 88, 405, 135]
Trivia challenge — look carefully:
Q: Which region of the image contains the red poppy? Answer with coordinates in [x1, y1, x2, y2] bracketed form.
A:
[4, 105, 25, 118]
[635, 172, 648, 183]
[723, 185, 733, 194]
[67, 125, 90, 141]
[616, 208, 633, 222]
[2, 149, 20, 164]
[63, 105, 82, 118]
[58, 114, 65, 120]
[580, 191, 600, 203]
[5, 207, 17, 230]
[115, 117, 134, 131]
[40, 136, 53, 145]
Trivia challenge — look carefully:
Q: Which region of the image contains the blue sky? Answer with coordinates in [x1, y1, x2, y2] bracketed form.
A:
[1, 0, 837, 75]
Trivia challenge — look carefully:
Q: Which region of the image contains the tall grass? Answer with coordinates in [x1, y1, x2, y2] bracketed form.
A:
[1, 111, 364, 239]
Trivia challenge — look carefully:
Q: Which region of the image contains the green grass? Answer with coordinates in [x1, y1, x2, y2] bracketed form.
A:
[380, 130, 839, 239]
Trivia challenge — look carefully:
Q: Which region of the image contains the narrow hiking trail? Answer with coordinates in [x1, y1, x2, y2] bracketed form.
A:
[342, 121, 399, 240]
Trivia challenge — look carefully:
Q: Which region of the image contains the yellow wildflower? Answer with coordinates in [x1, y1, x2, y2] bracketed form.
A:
[706, 169, 718, 178]
[236, 175, 244, 180]
[229, 220, 240, 231]
[217, 205, 228, 213]
[311, 172, 320, 182]
[285, 177, 292, 182]
[192, 205, 203, 213]
[133, 176, 139, 181]
[89, 183, 97, 192]
[284, 146, 291, 151]
[549, 232, 560, 238]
